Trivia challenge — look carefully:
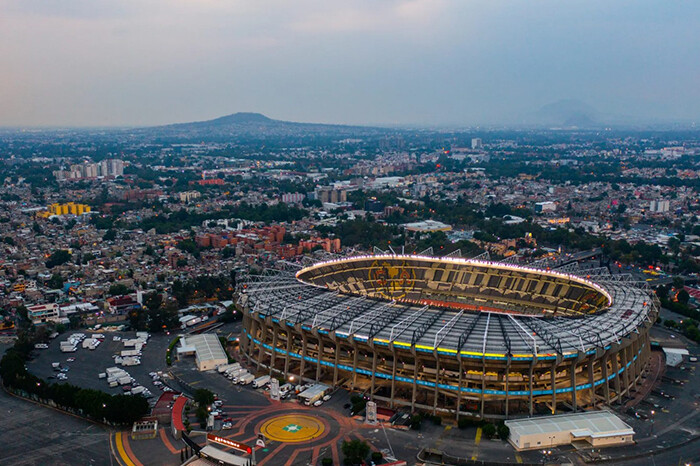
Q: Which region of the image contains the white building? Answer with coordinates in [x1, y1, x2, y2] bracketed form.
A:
[535, 201, 557, 213]
[649, 199, 670, 213]
[505, 411, 634, 451]
[177, 334, 228, 371]
[471, 138, 483, 149]
[27, 303, 60, 324]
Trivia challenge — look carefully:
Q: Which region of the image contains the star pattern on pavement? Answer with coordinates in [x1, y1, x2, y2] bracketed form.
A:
[282, 423, 303, 432]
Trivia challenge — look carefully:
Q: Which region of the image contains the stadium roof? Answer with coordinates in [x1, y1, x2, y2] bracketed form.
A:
[240, 255, 655, 360]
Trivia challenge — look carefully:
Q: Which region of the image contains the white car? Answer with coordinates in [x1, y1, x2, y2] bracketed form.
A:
[313, 400, 323, 407]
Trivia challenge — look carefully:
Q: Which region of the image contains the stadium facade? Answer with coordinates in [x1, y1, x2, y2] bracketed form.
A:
[238, 255, 657, 419]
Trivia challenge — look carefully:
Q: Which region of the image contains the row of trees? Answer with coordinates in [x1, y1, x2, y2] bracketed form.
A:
[0, 346, 148, 425]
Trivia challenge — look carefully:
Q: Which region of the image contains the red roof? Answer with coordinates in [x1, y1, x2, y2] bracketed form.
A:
[172, 395, 188, 432]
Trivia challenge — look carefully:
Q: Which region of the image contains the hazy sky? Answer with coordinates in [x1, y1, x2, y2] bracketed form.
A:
[1, 0, 698, 127]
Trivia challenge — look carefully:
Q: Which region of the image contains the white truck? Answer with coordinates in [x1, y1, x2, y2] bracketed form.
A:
[230, 369, 247, 381]
[279, 383, 294, 397]
[252, 375, 271, 388]
[121, 357, 141, 366]
[238, 373, 255, 385]
[226, 367, 245, 379]
[131, 386, 146, 395]
[118, 376, 132, 385]
[217, 363, 240, 374]
[60, 344, 76, 353]
[121, 349, 141, 357]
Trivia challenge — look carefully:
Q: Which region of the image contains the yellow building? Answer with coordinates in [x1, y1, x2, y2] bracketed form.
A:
[37, 202, 91, 218]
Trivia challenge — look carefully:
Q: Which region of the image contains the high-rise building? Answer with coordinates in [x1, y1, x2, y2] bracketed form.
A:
[649, 200, 670, 213]
[471, 138, 483, 150]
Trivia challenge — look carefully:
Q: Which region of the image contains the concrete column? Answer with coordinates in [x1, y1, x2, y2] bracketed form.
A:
[370, 347, 377, 399]
[284, 331, 292, 380]
[350, 342, 359, 391]
[390, 346, 397, 409]
[504, 357, 511, 418]
[456, 356, 464, 422]
[270, 329, 278, 372]
[256, 321, 266, 369]
[550, 361, 558, 415]
[411, 351, 419, 413]
[315, 335, 324, 382]
[433, 354, 440, 415]
[479, 358, 486, 418]
[570, 360, 578, 412]
[528, 359, 536, 417]
[332, 336, 340, 387]
[299, 332, 308, 381]
[601, 353, 611, 404]
[587, 355, 596, 409]
[611, 351, 621, 403]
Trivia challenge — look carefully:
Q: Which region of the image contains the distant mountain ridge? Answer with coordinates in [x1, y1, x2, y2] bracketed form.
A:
[147, 112, 392, 141]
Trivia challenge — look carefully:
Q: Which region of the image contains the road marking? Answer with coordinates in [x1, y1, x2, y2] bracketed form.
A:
[471, 427, 482, 460]
[515, 452, 523, 463]
[159, 428, 179, 454]
[115, 432, 136, 466]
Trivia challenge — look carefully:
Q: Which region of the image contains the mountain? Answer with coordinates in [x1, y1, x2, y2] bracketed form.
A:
[532, 99, 602, 128]
[141, 112, 393, 141]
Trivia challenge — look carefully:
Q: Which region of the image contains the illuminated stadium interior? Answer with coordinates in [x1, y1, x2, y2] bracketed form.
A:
[296, 256, 612, 318]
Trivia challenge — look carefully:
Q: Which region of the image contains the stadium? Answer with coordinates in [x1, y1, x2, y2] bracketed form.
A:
[238, 254, 658, 419]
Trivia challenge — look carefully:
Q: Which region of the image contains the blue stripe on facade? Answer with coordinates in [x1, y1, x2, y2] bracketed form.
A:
[246, 332, 645, 397]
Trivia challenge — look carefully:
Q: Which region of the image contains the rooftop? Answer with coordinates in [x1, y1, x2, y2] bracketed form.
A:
[505, 410, 634, 439]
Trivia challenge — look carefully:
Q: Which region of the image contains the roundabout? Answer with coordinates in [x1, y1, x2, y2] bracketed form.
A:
[260, 414, 326, 443]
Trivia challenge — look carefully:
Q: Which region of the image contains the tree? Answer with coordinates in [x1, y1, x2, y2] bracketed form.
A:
[47, 274, 64, 290]
[677, 289, 690, 305]
[673, 276, 685, 289]
[108, 283, 130, 296]
[341, 439, 370, 466]
[497, 423, 510, 440]
[371, 451, 383, 463]
[46, 250, 72, 268]
[144, 292, 162, 312]
[482, 423, 497, 439]
[103, 229, 117, 241]
[194, 388, 215, 407]
[321, 458, 333, 466]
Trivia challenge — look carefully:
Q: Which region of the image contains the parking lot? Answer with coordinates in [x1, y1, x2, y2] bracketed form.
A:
[0, 382, 113, 466]
[26, 330, 174, 400]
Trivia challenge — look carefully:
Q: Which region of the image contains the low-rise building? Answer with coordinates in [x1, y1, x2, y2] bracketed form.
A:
[505, 411, 635, 451]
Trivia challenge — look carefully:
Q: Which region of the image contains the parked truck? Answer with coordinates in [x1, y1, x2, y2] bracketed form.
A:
[121, 357, 141, 366]
[238, 373, 255, 385]
[252, 375, 271, 388]
[118, 376, 132, 385]
[217, 363, 240, 374]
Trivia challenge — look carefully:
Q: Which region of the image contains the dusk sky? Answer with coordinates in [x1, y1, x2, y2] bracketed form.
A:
[1, 0, 698, 127]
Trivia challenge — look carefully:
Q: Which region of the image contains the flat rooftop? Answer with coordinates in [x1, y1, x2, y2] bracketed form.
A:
[505, 410, 634, 439]
[178, 334, 227, 364]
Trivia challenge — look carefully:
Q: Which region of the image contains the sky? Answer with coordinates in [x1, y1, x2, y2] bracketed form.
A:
[0, 0, 698, 127]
